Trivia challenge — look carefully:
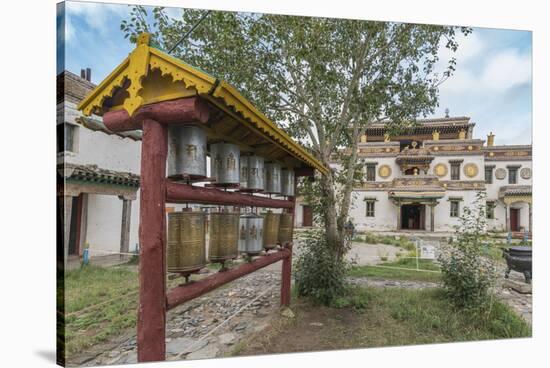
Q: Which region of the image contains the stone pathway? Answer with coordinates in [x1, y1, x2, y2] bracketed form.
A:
[349, 277, 439, 290]
[73, 264, 282, 366]
[495, 270, 532, 325]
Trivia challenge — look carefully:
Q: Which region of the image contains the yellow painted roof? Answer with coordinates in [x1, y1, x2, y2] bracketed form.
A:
[77, 33, 327, 175]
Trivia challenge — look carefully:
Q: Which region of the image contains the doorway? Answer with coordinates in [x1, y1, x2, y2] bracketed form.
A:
[302, 205, 313, 227]
[401, 204, 425, 230]
[510, 208, 520, 232]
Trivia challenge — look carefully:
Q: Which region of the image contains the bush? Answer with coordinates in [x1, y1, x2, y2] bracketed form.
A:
[438, 191, 498, 309]
[294, 229, 352, 305]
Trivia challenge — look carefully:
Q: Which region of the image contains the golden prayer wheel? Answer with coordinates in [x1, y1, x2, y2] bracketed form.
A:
[167, 211, 206, 275]
[263, 211, 281, 250]
[278, 212, 294, 245]
[209, 211, 240, 262]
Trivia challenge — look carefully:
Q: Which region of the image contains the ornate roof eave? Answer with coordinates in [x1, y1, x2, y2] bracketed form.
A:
[498, 185, 532, 198]
[59, 163, 140, 188]
[76, 33, 328, 176]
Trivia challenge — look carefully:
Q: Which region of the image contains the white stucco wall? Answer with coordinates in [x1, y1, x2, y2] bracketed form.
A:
[349, 191, 396, 231]
[433, 190, 482, 232]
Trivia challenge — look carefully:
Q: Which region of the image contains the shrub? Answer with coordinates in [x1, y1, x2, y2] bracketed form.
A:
[438, 191, 498, 309]
[294, 229, 352, 305]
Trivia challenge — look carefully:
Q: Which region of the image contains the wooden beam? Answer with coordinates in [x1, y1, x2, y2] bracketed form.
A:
[166, 182, 293, 208]
[137, 119, 168, 362]
[166, 247, 292, 310]
[103, 97, 210, 133]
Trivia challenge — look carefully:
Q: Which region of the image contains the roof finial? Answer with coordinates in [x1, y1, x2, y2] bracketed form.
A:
[137, 33, 151, 46]
[445, 108, 450, 118]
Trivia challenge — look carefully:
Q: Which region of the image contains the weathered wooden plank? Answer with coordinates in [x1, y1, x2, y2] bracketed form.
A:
[104, 97, 210, 132]
[166, 246, 292, 310]
[166, 182, 293, 208]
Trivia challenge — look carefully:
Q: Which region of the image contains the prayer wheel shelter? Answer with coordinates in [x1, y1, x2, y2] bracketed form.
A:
[77, 33, 327, 177]
[76, 33, 327, 363]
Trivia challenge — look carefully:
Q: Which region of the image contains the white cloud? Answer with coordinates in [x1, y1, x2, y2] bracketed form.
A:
[66, 1, 131, 35]
[164, 7, 183, 19]
[480, 49, 531, 92]
[438, 31, 484, 66]
[440, 47, 531, 95]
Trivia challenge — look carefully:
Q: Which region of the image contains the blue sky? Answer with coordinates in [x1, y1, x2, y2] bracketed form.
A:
[58, 1, 532, 145]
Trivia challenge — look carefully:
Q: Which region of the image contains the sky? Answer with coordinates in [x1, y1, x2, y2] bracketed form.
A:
[57, 1, 533, 145]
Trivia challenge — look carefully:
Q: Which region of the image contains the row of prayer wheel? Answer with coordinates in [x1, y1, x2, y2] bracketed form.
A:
[166, 125, 295, 196]
[167, 210, 294, 275]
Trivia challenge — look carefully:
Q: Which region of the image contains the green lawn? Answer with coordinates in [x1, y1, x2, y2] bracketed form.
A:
[63, 265, 139, 355]
[350, 257, 441, 283]
[233, 286, 530, 356]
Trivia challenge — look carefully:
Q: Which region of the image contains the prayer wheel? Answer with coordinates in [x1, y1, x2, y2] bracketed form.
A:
[167, 125, 207, 180]
[265, 162, 282, 194]
[167, 211, 206, 274]
[278, 212, 294, 245]
[241, 155, 265, 191]
[210, 143, 240, 186]
[281, 169, 295, 196]
[209, 211, 240, 262]
[238, 213, 264, 255]
[239, 156, 249, 190]
[263, 211, 281, 250]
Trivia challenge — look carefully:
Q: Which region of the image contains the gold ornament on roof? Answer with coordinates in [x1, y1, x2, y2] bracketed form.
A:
[458, 129, 466, 140]
[384, 133, 391, 142]
[432, 130, 440, 141]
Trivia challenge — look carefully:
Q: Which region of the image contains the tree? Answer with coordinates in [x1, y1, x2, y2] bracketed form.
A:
[122, 7, 470, 258]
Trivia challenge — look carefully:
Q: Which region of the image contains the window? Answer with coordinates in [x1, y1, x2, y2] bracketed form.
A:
[508, 168, 518, 184]
[366, 201, 375, 217]
[57, 123, 76, 153]
[366, 164, 376, 182]
[450, 163, 461, 180]
[450, 200, 460, 217]
[485, 166, 493, 184]
[486, 201, 495, 219]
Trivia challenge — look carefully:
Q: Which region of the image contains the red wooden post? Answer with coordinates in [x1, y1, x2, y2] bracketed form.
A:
[280, 173, 298, 307]
[280, 243, 292, 307]
[137, 118, 168, 362]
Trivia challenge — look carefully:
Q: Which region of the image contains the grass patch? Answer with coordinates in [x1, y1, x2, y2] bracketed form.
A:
[349, 258, 441, 283]
[64, 265, 139, 355]
[359, 232, 417, 252]
[234, 286, 530, 356]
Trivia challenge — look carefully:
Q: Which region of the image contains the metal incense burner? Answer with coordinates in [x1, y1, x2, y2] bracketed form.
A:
[167, 125, 207, 181]
[265, 162, 282, 194]
[502, 246, 532, 283]
[210, 143, 240, 186]
[263, 211, 281, 250]
[281, 168, 295, 196]
[209, 210, 240, 264]
[278, 212, 294, 245]
[238, 212, 264, 255]
[167, 211, 207, 276]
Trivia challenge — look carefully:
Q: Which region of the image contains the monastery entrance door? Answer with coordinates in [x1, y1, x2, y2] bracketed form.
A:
[510, 208, 520, 232]
[401, 204, 425, 230]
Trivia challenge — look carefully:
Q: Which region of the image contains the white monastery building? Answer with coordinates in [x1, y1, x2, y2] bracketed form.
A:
[342, 115, 532, 234]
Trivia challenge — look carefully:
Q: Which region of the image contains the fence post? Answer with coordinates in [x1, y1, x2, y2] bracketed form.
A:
[280, 244, 292, 307]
